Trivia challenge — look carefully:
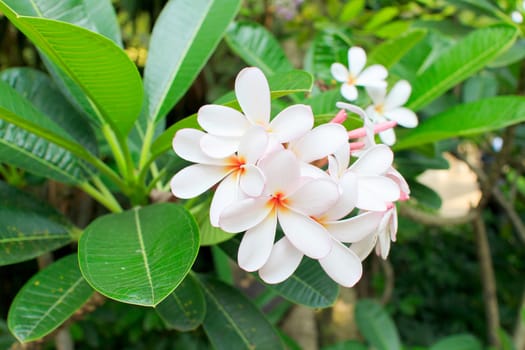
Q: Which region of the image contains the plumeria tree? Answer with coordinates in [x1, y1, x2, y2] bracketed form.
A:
[1, 0, 525, 349]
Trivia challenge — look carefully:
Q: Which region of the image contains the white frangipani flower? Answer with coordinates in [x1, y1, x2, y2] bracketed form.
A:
[198, 67, 314, 158]
[365, 80, 418, 145]
[219, 149, 340, 273]
[331, 46, 388, 101]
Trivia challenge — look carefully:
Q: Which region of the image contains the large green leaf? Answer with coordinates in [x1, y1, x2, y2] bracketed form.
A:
[0, 181, 73, 266]
[407, 24, 518, 111]
[155, 274, 206, 331]
[0, 68, 97, 154]
[8, 254, 93, 342]
[310, 28, 352, 82]
[143, 0, 241, 125]
[429, 334, 482, 350]
[368, 29, 427, 68]
[78, 203, 199, 306]
[396, 96, 525, 150]
[355, 300, 401, 350]
[224, 21, 294, 76]
[0, 7, 143, 135]
[198, 276, 284, 350]
[220, 237, 339, 308]
[0, 80, 89, 184]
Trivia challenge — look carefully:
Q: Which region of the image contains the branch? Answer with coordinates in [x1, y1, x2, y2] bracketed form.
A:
[491, 187, 525, 246]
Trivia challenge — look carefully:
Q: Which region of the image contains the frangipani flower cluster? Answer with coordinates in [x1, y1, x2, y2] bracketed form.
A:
[170, 67, 409, 288]
[331, 46, 419, 145]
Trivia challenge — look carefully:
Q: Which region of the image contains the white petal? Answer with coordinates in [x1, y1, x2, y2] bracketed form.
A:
[387, 167, 410, 196]
[390, 207, 398, 242]
[170, 164, 228, 199]
[323, 172, 358, 221]
[341, 83, 358, 101]
[238, 213, 277, 271]
[319, 240, 363, 287]
[385, 108, 418, 128]
[325, 211, 384, 242]
[259, 237, 303, 284]
[356, 176, 400, 211]
[365, 86, 386, 106]
[197, 105, 250, 136]
[356, 65, 388, 87]
[384, 80, 411, 110]
[259, 150, 300, 195]
[238, 126, 269, 164]
[210, 172, 239, 227]
[350, 144, 393, 175]
[219, 197, 272, 233]
[350, 232, 378, 261]
[200, 134, 240, 158]
[332, 143, 350, 176]
[173, 129, 222, 164]
[287, 178, 339, 216]
[291, 123, 348, 163]
[235, 67, 270, 126]
[379, 128, 396, 146]
[239, 164, 265, 197]
[348, 47, 367, 76]
[270, 104, 314, 143]
[330, 63, 349, 82]
[301, 162, 331, 179]
[378, 227, 391, 259]
[278, 209, 332, 259]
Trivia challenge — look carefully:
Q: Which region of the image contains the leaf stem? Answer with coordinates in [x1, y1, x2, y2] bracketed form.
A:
[139, 121, 156, 170]
[79, 181, 122, 213]
[101, 124, 130, 181]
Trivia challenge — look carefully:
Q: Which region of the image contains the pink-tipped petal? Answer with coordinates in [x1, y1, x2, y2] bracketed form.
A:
[356, 176, 400, 211]
[200, 134, 240, 158]
[238, 127, 269, 164]
[341, 83, 358, 101]
[197, 105, 251, 136]
[270, 104, 314, 143]
[350, 232, 378, 261]
[356, 65, 388, 87]
[325, 211, 384, 242]
[348, 47, 367, 76]
[291, 124, 348, 163]
[278, 209, 332, 259]
[235, 67, 271, 126]
[390, 207, 398, 242]
[386, 108, 418, 128]
[210, 172, 239, 227]
[170, 164, 228, 199]
[384, 80, 411, 110]
[219, 197, 273, 233]
[287, 178, 339, 216]
[238, 213, 277, 271]
[173, 129, 221, 164]
[350, 144, 393, 175]
[365, 86, 386, 105]
[379, 128, 396, 146]
[330, 63, 349, 82]
[323, 172, 358, 221]
[259, 150, 300, 195]
[239, 164, 265, 197]
[319, 240, 363, 287]
[259, 237, 303, 284]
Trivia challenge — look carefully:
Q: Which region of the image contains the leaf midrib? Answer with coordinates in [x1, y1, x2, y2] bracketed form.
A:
[134, 208, 155, 303]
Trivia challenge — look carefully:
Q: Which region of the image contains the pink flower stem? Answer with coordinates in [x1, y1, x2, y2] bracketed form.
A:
[330, 109, 348, 124]
[347, 120, 398, 139]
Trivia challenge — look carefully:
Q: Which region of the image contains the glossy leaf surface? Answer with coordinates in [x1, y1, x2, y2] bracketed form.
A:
[355, 299, 401, 350]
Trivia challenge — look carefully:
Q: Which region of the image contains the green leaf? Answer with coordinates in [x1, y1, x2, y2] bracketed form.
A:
[339, 0, 365, 22]
[0, 181, 73, 266]
[311, 28, 352, 82]
[407, 24, 518, 111]
[0, 80, 89, 184]
[462, 74, 498, 103]
[355, 299, 401, 350]
[196, 205, 232, 246]
[410, 181, 442, 210]
[0, 8, 143, 135]
[225, 21, 293, 76]
[0, 0, 122, 45]
[429, 334, 482, 350]
[322, 340, 368, 350]
[368, 29, 427, 68]
[489, 39, 525, 68]
[0, 67, 97, 154]
[396, 96, 525, 150]
[78, 203, 199, 306]
[143, 0, 241, 125]
[155, 274, 206, 331]
[7, 255, 93, 342]
[0, 319, 16, 349]
[220, 237, 338, 308]
[198, 276, 284, 350]
[364, 7, 399, 31]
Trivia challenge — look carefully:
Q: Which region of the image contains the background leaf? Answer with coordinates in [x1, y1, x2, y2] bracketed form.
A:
[396, 96, 525, 149]
[155, 274, 206, 331]
[78, 203, 199, 306]
[0, 181, 73, 266]
[7, 254, 93, 342]
[355, 299, 402, 350]
[198, 275, 284, 350]
[368, 29, 427, 68]
[225, 21, 294, 76]
[429, 334, 483, 350]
